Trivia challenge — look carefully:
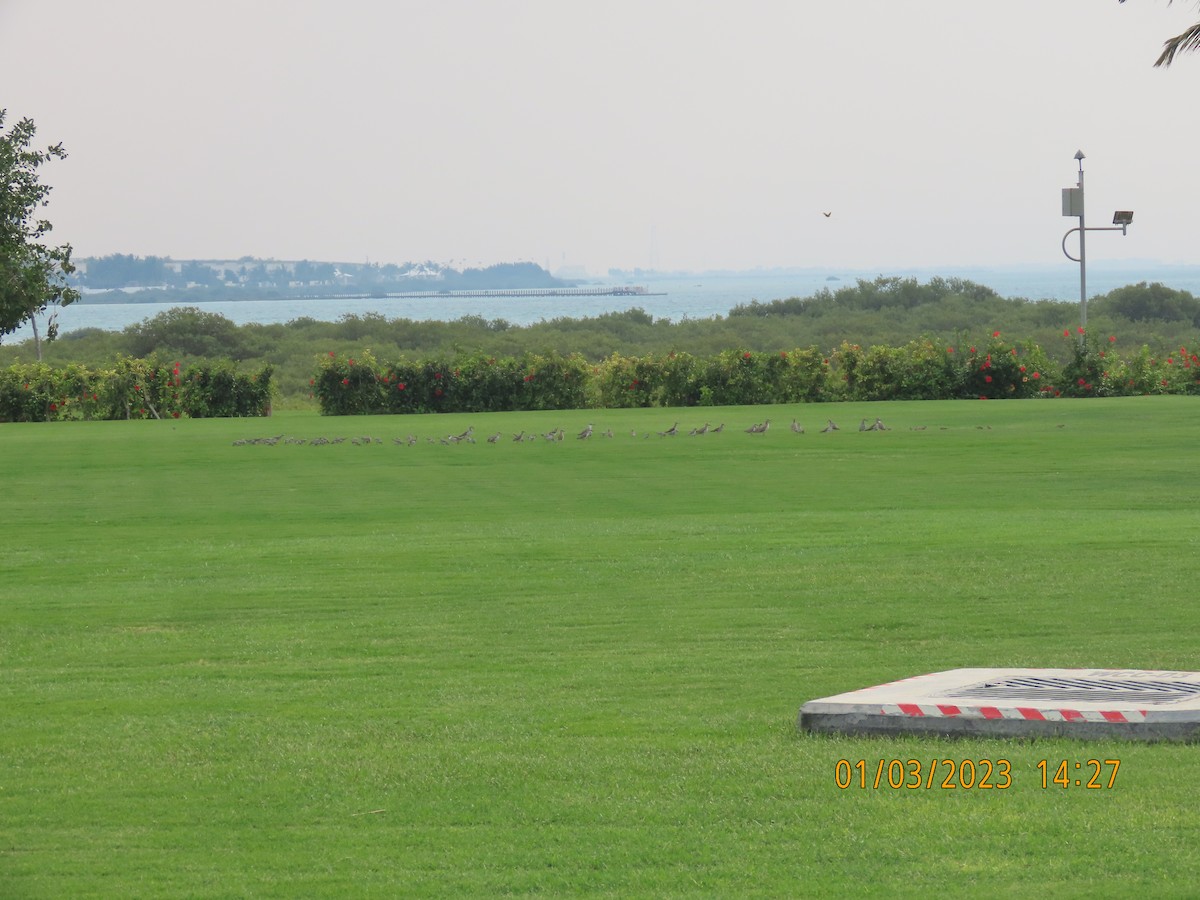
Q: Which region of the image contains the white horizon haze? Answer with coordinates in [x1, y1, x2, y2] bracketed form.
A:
[2, 0, 1197, 276]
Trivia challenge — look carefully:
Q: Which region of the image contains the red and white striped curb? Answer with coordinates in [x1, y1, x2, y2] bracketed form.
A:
[879, 703, 1148, 723]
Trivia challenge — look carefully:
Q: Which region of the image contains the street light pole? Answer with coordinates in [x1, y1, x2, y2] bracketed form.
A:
[1061, 151, 1132, 345]
[1076, 152, 1087, 332]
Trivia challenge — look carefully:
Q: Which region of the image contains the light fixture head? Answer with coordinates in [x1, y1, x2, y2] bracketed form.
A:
[1113, 210, 1134, 226]
[1075, 150, 1086, 161]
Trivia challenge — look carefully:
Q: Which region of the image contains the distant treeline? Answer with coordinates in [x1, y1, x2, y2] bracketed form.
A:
[3, 277, 1197, 408]
[73, 256, 566, 299]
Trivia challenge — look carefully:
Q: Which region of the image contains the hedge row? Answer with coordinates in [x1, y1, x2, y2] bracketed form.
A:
[313, 333, 1200, 415]
[1, 356, 273, 422]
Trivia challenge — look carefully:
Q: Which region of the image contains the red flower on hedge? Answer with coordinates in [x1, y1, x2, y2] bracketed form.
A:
[743, 352, 751, 359]
[1077, 378, 1086, 385]
[434, 372, 442, 379]
[341, 378, 349, 385]
[1078, 326, 1085, 334]
[435, 388, 443, 397]
[984, 375, 992, 383]
[1064, 330, 1070, 337]
[328, 351, 335, 357]
[397, 382, 405, 390]
[1032, 372, 1040, 379]
[49, 402, 57, 411]
[946, 347, 954, 354]
[1109, 335, 1116, 343]
[992, 330, 1001, 338]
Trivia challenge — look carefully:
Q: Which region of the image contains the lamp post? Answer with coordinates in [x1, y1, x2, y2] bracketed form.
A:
[1062, 151, 1133, 342]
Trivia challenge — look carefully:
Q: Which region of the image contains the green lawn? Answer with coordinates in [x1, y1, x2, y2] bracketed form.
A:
[3, 397, 1198, 897]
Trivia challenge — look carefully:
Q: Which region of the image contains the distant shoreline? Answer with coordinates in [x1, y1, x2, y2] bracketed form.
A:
[77, 286, 667, 305]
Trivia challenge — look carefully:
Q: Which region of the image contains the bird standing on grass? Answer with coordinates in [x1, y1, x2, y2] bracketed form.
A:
[578, 424, 593, 440]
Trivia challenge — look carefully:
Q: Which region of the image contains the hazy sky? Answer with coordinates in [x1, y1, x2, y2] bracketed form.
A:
[2, 1, 1197, 274]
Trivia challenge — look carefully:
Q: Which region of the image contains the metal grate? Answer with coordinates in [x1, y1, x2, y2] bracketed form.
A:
[947, 675, 1200, 706]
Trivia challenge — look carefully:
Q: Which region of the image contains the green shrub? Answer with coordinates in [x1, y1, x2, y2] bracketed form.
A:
[307, 332, 1198, 416]
[0, 357, 272, 422]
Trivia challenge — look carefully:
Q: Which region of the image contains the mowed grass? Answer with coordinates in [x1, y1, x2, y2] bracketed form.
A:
[3, 397, 1199, 897]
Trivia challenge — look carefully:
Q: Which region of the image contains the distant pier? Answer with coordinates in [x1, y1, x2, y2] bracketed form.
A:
[304, 286, 665, 300]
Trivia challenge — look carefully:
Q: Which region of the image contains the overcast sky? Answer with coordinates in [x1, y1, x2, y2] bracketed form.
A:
[2, 1, 1197, 274]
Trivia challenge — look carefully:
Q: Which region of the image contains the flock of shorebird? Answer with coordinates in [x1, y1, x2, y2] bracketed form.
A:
[229, 417, 926, 447]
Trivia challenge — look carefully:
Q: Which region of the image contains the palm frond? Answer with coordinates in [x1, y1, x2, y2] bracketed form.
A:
[1155, 21, 1200, 66]
[1119, 0, 1200, 67]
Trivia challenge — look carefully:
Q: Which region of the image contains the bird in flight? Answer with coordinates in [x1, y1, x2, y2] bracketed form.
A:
[822, 212, 832, 218]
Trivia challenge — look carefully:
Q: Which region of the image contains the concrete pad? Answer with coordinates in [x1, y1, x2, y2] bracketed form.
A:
[799, 668, 1200, 741]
